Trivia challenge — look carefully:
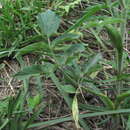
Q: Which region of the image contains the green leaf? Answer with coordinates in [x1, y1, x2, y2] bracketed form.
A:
[105, 25, 123, 74]
[52, 32, 81, 47]
[14, 63, 55, 80]
[61, 85, 76, 93]
[65, 43, 85, 56]
[16, 42, 49, 56]
[37, 10, 61, 37]
[85, 18, 123, 28]
[28, 109, 130, 129]
[80, 103, 107, 112]
[83, 53, 102, 74]
[0, 48, 10, 58]
[66, 4, 107, 33]
[28, 94, 41, 110]
[117, 73, 130, 80]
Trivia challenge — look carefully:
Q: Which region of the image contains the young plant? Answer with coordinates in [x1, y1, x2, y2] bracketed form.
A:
[14, 2, 130, 129]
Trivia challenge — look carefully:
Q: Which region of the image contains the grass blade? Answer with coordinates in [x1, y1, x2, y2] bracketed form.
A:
[115, 91, 130, 109]
[105, 25, 123, 74]
[28, 109, 130, 129]
[66, 4, 107, 33]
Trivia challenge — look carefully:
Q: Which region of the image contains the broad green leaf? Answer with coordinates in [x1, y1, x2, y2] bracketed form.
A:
[66, 4, 107, 33]
[28, 94, 41, 110]
[61, 85, 76, 93]
[105, 25, 123, 74]
[28, 109, 130, 128]
[83, 53, 102, 75]
[37, 10, 61, 37]
[28, 98, 35, 110]
[52, 32, 81, 47]
[72, 96, 80, 129]
[14, 65, 44, 79]
[14, 63, 55, 80]
[58, 43, 85, 65]
[16, 42, 49, 56]
[33, 94, 41, 107]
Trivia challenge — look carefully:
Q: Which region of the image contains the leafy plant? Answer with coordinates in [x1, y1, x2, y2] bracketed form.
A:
[14, 2, 130, 129]
[0, 0, 129, 129]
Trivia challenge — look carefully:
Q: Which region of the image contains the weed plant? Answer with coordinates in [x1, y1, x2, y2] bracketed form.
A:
[0, 0, 130, 130]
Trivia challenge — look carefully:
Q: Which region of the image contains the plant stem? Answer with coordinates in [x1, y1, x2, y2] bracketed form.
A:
[48, 37, 60, 66]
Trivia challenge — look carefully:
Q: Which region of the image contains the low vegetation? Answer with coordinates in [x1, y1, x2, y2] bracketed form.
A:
[0, 0, 130, 130]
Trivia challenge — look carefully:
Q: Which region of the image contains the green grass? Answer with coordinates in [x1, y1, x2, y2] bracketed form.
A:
[0, 0, 130, 130]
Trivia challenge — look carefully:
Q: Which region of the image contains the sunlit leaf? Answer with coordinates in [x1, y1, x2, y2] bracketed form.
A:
[28, 94, 41, 110]
[37, 10, 61, 37]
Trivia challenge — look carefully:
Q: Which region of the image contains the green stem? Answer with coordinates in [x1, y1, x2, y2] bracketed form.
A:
[48, 37, 61, 67]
